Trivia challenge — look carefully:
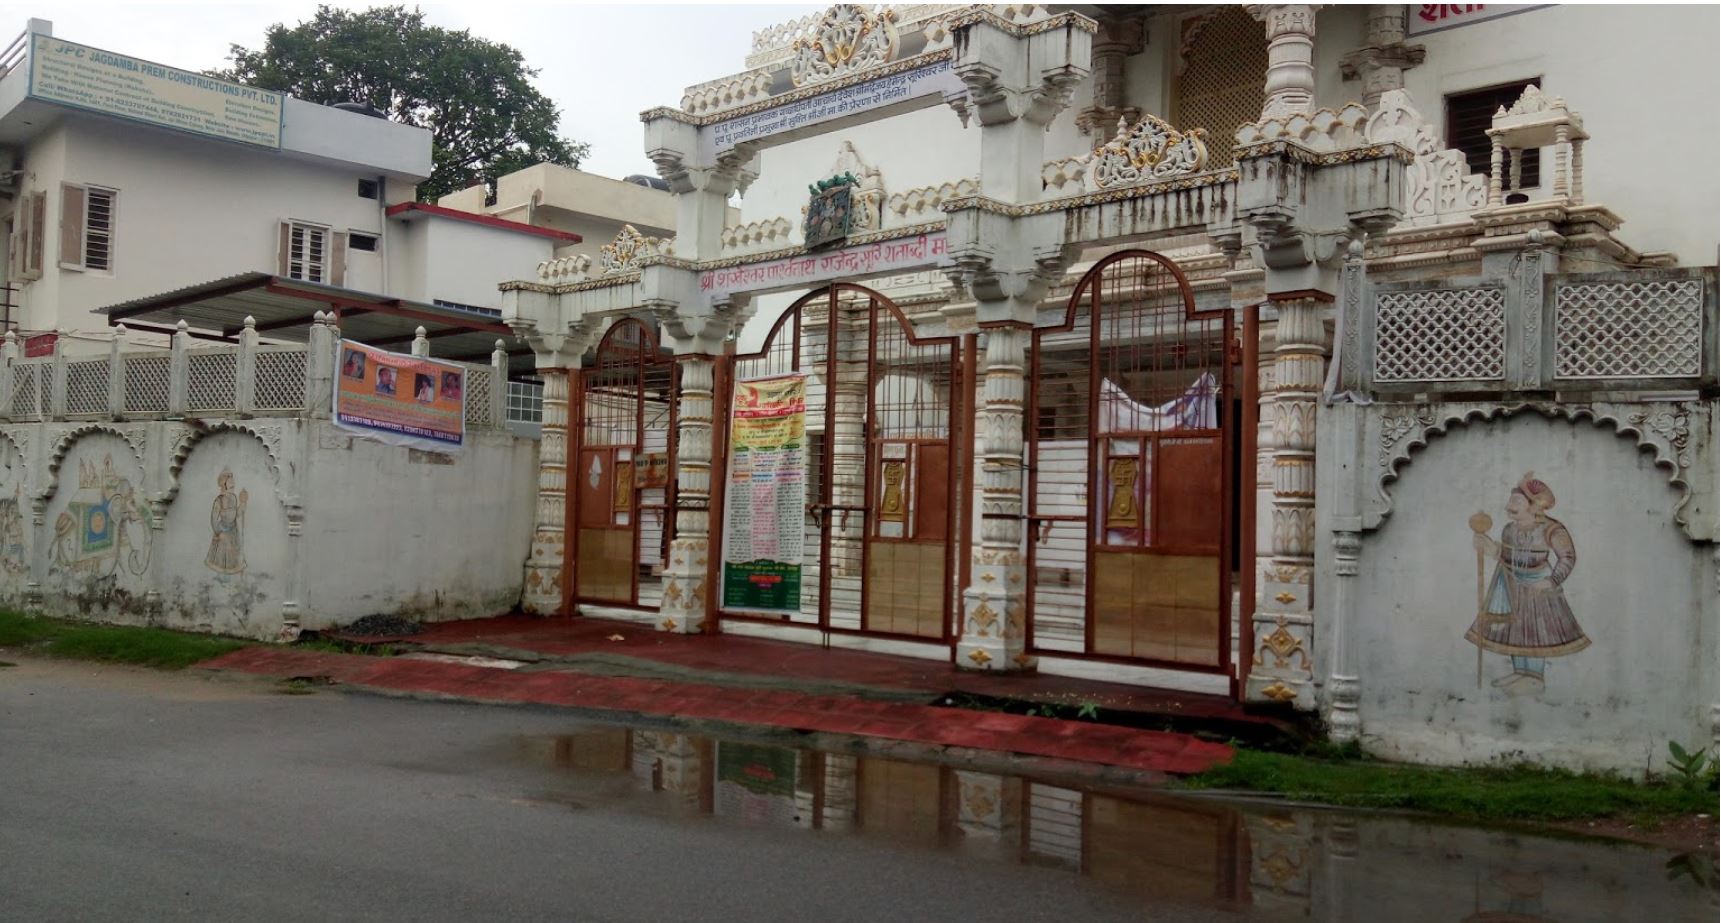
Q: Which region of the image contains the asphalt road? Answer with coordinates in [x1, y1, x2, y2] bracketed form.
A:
[0, 658, 1207, 923]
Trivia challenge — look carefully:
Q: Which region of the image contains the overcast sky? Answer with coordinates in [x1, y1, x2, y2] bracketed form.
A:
[0, 2, 824, 181]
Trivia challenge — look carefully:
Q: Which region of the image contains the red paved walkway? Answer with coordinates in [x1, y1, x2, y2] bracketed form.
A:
[335, 614, 1272, 730]
[201, 646, 1234, 776]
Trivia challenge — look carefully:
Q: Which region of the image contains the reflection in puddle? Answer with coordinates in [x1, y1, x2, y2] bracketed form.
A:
[513, 728, 1717, 921]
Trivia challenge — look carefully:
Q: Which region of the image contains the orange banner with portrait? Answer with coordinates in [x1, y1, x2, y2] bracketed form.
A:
[334, 340, 465, 450]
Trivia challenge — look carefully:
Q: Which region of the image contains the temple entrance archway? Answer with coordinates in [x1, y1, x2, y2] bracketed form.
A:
[1025, 250, 1236, 674]
[712, 283, 965, 644]
[567, 318, 678, 613]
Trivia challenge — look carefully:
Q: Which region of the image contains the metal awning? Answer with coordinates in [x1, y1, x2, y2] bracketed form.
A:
[95, 272, 537, 376]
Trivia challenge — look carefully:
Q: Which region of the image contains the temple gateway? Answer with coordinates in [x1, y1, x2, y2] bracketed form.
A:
[494, 4, 1717, 774]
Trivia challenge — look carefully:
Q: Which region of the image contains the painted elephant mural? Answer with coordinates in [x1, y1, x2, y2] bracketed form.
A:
[49, 453, 153, 582]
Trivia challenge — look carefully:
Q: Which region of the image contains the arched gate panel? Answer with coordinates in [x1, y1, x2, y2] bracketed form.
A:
[569, 318, 677, 611]
[1026, 251, 1234, 671]
[714, 284, 963, 642]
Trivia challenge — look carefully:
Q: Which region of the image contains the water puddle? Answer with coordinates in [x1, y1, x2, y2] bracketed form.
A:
[398, 652, 527, 670]
[498, 724, 1716, 920]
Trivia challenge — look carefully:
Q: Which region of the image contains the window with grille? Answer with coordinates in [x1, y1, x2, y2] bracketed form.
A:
[1445, 79, 1541, 189]
[1175, 6, 1268, 168]
[286, 222, 328, 283]
[55, 183, 114, 273]
[507, 379, 544, 423]
[83, 187, 115, 271]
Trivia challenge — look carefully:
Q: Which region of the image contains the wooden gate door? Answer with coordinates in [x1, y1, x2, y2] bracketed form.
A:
[570, 318, 677, 610]
[1025, 251, 1233, 672]
[715, 284, 961, 643]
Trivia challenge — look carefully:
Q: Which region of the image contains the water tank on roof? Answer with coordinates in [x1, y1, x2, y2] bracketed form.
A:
[333, 101, 386, 119]
[624, 174, 670, 192]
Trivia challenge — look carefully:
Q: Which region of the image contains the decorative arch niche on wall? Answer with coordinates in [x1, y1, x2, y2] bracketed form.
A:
[1370, 402, 1711, 541]
[41, 431, 155, 611]
[0, 431, 30, 587]
[164, 422, 289, 509]
[43, 423, 147, 503]
[156, 429, 291, 639]
[1351, 409, 1717, 772]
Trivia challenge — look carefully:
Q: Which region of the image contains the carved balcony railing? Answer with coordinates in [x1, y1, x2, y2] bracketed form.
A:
[0, 320, 511, 430]
[1340, 259, 1718, 398]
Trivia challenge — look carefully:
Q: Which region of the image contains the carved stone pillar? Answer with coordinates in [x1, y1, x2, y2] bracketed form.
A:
[828, 302, 869, 589]
[1076, 13, 1147, 138]
[659, 355, 714, 633]
[1250, 293, 1327, 707]
[957, 325, 1031, 671]
[522, 367, 572, 615]
[1338, 5, 1425, 111]
[1248, 5, 1321, 119]
[503, 301, 601, 618]
[1327, 529, 1362, 740]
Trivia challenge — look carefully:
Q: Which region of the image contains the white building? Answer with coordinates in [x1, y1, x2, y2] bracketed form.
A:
[503, 3, 1718, 774]
[0, 19, 578, 355]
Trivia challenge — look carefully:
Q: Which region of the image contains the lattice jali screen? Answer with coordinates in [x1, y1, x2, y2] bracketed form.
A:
[10, 363, 44, 418]
[1176, 6, 1267, 167]
[187, 351, 238, 411]
[1373, 288, 1506, 382]
[254, 349, 308, 411]
[65, 358, 110, 415]
[1554, 279, 1704, 380]
[123, 354, 171, 414]
[463, 364, 494, 427]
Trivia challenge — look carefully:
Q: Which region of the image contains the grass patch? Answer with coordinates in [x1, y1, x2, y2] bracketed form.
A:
[1180, 748, 1717, 822]
[0, 610, 247, 670]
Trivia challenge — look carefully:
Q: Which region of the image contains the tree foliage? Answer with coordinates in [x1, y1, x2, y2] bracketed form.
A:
[219, 5, 587, 202]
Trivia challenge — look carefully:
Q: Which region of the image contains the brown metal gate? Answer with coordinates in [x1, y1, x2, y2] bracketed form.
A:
[567, 318, 678, 612]
[1025, 251, 1234, 673]
[713, 284, 963, 642]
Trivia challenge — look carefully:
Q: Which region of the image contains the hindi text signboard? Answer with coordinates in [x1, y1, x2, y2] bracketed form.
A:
[1407, 5, 1551, 36]
[698, 232, 946, 303]
[721, 374, 807, 614]
[702, 58, 961, 159]
[334, 341, 465, 451]
[28, 35, 284, 149]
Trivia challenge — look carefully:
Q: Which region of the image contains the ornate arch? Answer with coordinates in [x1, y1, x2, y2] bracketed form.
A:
[42, 423, 147, 501]
[1373, 402, 1707, 539]
[0, 427, 28, 486]
[163, 422, 288, 508]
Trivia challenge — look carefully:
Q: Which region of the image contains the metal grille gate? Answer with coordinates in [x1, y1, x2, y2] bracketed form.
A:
[568, 318, 678, 611]
[714, 284, 963, 642]
[1025, 251, 1234, 672]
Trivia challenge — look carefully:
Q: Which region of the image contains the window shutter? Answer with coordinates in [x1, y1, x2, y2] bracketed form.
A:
[329, 231, 348, 287]
[1445, 80, 1542, 188]
[59, 183, 86, 271]
[83, 188, 114, 272]
[277, 221, 292, 276]
[26, 191, 45, 279]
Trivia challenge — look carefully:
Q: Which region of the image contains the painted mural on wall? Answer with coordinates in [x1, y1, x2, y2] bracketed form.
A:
[1463, 473, 1590, 698]
[156, 432, 282, 637]
[0, 435, 27, 582]
[50, 453, 153, 583]
[41, 437, 155, 617]
[205, 469, 247, 576]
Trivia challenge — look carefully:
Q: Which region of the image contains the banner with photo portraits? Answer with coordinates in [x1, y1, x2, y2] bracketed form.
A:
[334, 340, 465, 452]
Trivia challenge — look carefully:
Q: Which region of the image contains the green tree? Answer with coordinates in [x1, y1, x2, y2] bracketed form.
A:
[219, 5, 587, 202]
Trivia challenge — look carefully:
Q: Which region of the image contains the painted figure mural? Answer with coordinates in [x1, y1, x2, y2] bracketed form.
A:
[206, 468, 248, 576]
[50, 454, 153, 580]
[1464, 473, 1590, 696]
[0, 489, 26, 576]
